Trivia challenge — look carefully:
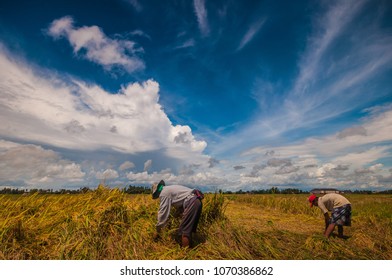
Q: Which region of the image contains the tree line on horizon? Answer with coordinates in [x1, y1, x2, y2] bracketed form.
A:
[1, 185, 391, 195]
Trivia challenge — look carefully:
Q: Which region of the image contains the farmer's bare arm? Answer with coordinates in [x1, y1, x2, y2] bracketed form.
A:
[324, 223, 336, 238]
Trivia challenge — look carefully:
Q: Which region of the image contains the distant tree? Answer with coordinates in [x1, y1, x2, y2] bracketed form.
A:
[124, 185, 150, 194]
[380, 189, 392, 194]
[80, 187, 91, 193]
[280, 188, 304, 194]
[269, 187, 280, 194]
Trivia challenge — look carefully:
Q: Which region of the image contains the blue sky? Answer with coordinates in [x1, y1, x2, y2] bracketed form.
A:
[0, 0, 391, 191]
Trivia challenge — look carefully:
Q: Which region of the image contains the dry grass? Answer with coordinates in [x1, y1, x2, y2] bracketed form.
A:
[0, 189, 391, 260]
[224, 194, 392, 259]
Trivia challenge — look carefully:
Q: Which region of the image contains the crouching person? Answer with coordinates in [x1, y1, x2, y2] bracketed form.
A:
[308, 193, 351, 238]
[152, 180, 203, 247]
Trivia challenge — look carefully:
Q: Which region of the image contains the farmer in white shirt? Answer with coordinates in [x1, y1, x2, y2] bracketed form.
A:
[152, 180, 203, 247]
[308, 193, 351, 238]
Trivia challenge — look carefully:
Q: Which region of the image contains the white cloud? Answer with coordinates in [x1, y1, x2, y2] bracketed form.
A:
[1, 2, 391, 191]
[230, 104, 392, 189]
[242, 104, 392, 160]
[293, 0, 368, 95]
[193, 0, 210, 36]
[96, 169, 119, 180]
[143, 159, 152, 172]
[47, 16, 144, 73]
[337, 126, 367, 139]
[119, 161, 135, 171]
[237, 18, 266, 51]
[124, 0, 143, 12]
[130, 30, 151, 40]
[174, 39, 195, 50]
[280, 0, 392, 130]
[0, 140, 85, 186]
[333, 147, 390, 168]
[0, 45, 207, 165]
[214, 0, 392, 158]
[126, 169, 228, 190]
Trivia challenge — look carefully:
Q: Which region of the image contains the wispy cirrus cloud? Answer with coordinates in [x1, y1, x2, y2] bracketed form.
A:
[123, 0, 143, 12]
[242, 104, 392, 161]
[193, 0, 210, 36]
[241, 0, 388, 141]
[236, 18, 266, 51]
[210, 0, 392, 175]
[277, 0, 376, 128]
[232, 104, 392, 189]
[173, 38, 195, 50]
[47, 16, 145, 73]
[293, 0, 368, 96]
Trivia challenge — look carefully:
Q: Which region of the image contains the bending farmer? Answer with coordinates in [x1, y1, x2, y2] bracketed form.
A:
[308, 193, 351, 238]
[151, 180, 203, 247]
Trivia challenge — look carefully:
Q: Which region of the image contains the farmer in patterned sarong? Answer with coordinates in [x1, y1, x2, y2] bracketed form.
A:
[308, 193, 351, 238]
[151, 180, 203, 247]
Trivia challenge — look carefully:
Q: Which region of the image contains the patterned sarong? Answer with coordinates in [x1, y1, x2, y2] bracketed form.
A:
[330, 204, 351, 226]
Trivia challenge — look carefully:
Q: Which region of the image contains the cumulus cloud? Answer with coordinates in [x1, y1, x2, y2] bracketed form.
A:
[179, 166, 194, 176]
[96, 169, 119, 180]
[119, 161, 135, 171]
[208, 157, 219, 168]
[47, 16, 144, 73]
[0, 140, 85, 186]
[1, 1, 391, 191]
[174, 132, 191, 144]
[64, 120, 86, 134]
[143, 159, 152, 172]
[275, 165, 299, 175]
[234, 102, 392, 189]
[244, 164, 266, 178]
[126, 169, 228, 190]
[171, 125, 207, 152]
[264, 150, 275, 157]
[267, 158, 292, 167]
[315, 163, 347, 178]
[0, 46, 207, 166]
[233, 165, 246, 170]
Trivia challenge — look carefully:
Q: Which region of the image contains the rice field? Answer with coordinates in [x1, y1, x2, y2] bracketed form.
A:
[0, 187, 391, 260]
